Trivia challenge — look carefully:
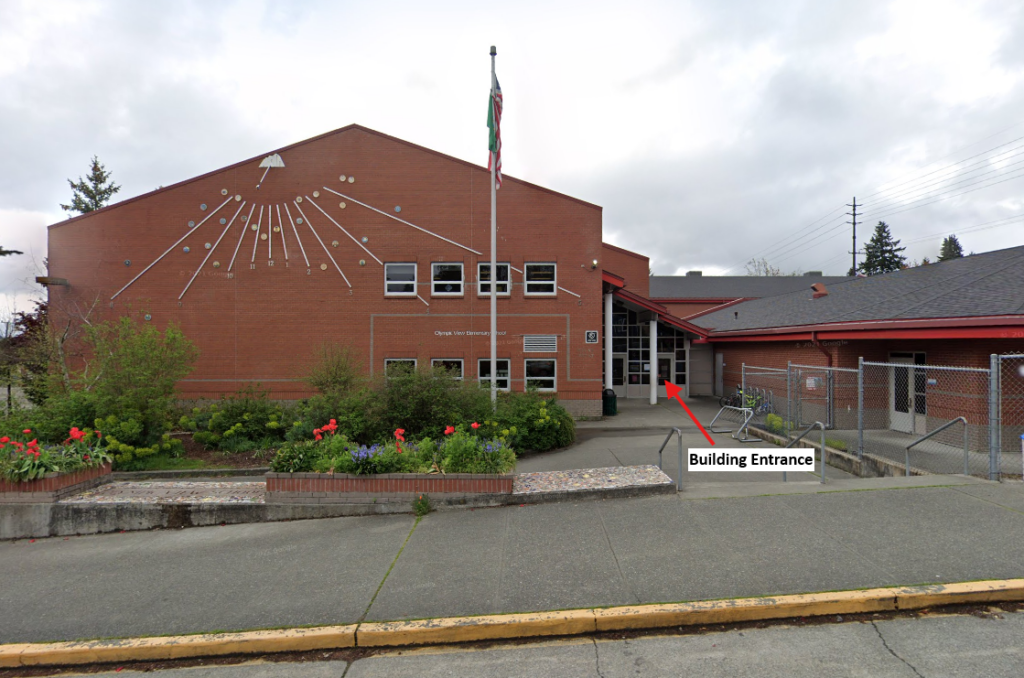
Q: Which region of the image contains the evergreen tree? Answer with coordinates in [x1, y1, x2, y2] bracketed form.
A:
[857, 221, 907, 276]
[0, 246, 23, 257]
[938, 234, 964, 261]
[60, 156, 121, 214]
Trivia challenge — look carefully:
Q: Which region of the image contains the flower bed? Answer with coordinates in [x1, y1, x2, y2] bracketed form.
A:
[265, 420, 516, 505]
[1, 427, 114, 502]
[0, 463, 112, 503]
[265, 471, 513, 504]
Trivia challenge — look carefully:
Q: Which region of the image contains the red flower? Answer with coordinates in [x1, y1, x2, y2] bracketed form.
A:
[471, 422, 480, 429]
[444, 426, 455, 435]
[22, 429, 31, 434]
[28, 439, 38, 447]
[96, 431, 102, 438]
[329, 419, 337, 426]
[0, 436, 8, 443]
[33, 451, 40, 458]
[84, 455, 90, 461]
[0, 443, 4, 449]
[394, 428, 406, 442]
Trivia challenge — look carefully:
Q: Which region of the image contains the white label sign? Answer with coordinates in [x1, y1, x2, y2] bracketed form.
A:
[688, 448, 815, 472]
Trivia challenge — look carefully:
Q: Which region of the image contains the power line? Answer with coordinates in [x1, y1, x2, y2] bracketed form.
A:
[719, 204, 848, 274]
[865, 168, 1024, 221]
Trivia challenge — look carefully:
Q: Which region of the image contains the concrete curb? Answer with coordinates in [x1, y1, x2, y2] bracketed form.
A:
[3, 579, 1023, 668]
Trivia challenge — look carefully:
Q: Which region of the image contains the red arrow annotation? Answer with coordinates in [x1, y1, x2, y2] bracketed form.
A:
[664, 382, 715, 446]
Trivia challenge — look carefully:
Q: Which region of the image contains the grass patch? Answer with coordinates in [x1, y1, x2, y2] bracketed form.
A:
[124, 454, 233, 472]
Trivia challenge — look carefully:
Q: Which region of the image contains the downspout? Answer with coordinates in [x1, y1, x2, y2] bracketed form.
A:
[810, 331, 833, 367]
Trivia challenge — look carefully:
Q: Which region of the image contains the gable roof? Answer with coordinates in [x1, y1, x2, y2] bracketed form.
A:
[650, 274, 853, 300]
[50, 124, 600, 230]
[693, 246, 1024, 333]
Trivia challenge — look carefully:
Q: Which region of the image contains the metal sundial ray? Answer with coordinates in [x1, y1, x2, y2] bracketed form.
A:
[250, 205, 264, 263]
[276, 204, 288, 261]
[179, 201, 247, 300]
[283, 203, 310, 267]
[305, 195, 382, 265]
[228, 203, 257, 272]
[110, 196, 234, 300]
[291, 200, 351, 287]
[321, 186, 482, 255]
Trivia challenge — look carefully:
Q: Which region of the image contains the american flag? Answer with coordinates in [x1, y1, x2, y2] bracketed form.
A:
[487, 78, 503, 188]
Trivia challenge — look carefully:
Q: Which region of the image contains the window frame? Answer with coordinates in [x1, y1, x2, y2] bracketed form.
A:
[431, 358, 464, 379]
[384, 262, 418, 297]
[524, 262, 557, 297]
[477, 358, 511, 391]
[431, 262, 465, 297]
[477, 262, 511, 296]
[524, 358, 557, 392]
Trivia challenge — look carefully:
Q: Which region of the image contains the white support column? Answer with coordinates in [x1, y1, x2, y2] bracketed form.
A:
[650, 314, 658, 405]
[604, 293, 614, 390]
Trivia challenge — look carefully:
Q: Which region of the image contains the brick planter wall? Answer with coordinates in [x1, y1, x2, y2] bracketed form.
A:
[0, 463, 112, 504]
[265, 472, 514, 505]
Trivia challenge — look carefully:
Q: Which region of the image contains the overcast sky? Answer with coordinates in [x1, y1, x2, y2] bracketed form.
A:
[3, 0, 1024, 318]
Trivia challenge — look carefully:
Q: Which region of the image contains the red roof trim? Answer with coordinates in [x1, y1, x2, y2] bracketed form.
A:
[682, 298, 754, 320]
[613, 288, 709, 337]
[601, 242, 649, 261]
[51, 125, 602, 230]
[652, 297, 738, 304]
[710, 325, 1024, 342]
[602, 271, 626, 288]
[706, 314, 1024, 338]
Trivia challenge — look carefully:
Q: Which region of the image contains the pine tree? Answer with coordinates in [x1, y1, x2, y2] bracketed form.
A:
[857, 221, 907, 276]
[0, 247, 23, 257]
[60, 156, 121, 214]
[937, 234, 964, 261]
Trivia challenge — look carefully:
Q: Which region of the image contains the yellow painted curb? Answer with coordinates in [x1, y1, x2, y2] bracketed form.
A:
[895, 579, 1024, 610]
[357, 609, 596, 647]
[0, 625, 356, 668]
[593, 587, 898, 632]
[5, 579, 1024, 667]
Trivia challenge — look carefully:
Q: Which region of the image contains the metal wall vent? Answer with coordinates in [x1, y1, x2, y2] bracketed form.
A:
[524, 335, 557, 353]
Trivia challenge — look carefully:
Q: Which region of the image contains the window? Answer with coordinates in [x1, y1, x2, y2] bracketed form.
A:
[431, 358, 464, 379]
[431, 263, 464, 296]
[384, 359, 417, 375]
[477, 262, 511, 296]
[478, 358, 510, 390]
[385, 263, 417, 296]
[524, 263, 556, 296]
[525, 359, 556, 391]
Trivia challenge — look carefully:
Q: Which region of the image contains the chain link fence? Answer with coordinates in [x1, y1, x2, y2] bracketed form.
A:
[741, 358, 1006, 480]
[999, 355, 1024, 480]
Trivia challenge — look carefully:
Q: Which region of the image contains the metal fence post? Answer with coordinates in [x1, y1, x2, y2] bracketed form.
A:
[857, 357, 864, 461]
[786, 361, 792, 432]
[989, 354, 1000, 481]
[741, 363, 746, 403]
[820, 423, 826, 484]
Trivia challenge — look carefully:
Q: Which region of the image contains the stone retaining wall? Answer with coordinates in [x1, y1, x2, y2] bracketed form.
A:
[265, 472, 513, 505]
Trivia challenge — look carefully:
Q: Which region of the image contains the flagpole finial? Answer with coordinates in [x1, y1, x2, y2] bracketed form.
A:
[490, 45, 496, 56]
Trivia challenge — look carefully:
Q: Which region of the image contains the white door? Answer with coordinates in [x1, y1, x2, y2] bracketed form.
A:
[889, 357, 914, 433]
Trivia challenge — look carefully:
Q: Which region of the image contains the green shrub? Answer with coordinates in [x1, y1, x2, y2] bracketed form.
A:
[28, 391, 99, 443]
[269, 440, 324, 473]
[181, 385, 290, 452]
[439, 428, 516, 473]
[105, 433, 183, 471]
[825, 437, 847, 451]
[305, 343, 364, 396]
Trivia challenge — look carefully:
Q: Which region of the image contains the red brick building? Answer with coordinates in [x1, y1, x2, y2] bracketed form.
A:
[44, 125, 706, 417]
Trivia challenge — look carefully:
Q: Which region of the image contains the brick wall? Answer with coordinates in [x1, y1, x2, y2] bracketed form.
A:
[600, 243, 650, 297]
[47, 126, 605, 410]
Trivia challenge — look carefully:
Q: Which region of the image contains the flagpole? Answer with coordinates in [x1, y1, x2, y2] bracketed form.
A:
[489, 45, 498, 407]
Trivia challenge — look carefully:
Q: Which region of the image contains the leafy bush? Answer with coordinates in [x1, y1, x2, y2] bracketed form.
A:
[305, 343, 364, 396]
[180, 385, 290, 453]
[437, 427, 516, 473]
[485, 392, 575, 452]
[104, 433, 183, 471]
[412, 494, 431, 516]
[269, 440, 322, 473]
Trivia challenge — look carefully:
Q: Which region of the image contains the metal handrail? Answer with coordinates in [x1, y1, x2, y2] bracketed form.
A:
[657, 427, 684, 492]
[707, 406, 757, 442]
[905, 416, 969, 476]
[783, 420, 827, 484]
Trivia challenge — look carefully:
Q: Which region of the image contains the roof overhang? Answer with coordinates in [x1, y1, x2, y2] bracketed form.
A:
[612, 288, 709, 338]
[602, 270, 626, 288]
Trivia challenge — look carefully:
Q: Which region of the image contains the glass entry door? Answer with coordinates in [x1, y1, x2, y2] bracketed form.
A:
[656, 355, 673, 399]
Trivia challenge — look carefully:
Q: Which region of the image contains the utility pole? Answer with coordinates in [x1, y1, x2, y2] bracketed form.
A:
[846, 197, 859, 275]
